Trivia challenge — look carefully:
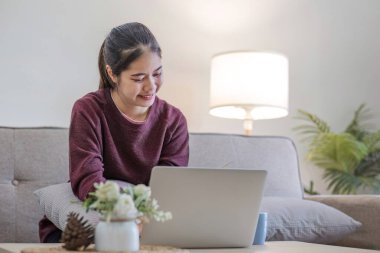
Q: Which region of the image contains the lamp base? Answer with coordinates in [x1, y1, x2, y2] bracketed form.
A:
[243, 119, 253, 136]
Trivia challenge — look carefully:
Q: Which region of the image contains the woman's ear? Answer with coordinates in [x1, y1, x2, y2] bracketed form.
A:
[105, 65, 118, 84]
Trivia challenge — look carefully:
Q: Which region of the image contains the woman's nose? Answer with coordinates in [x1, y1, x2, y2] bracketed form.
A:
[143, 76, 155, 92]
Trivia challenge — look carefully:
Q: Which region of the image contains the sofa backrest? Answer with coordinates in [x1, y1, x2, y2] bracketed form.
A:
[0, 127, 69, 242]
[0, 128, 302, 242]
[189, 133, 303, 198]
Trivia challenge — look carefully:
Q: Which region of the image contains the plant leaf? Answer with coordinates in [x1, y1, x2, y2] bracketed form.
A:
[307, 133, 368, 173]
[345, 104, 372, 140]
[293, 109, 330, 143]
[362, 130, 380, 153]
[355, 151, 380, 177]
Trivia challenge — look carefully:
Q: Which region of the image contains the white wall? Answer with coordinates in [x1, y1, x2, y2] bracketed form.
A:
[1, 0, 380, 194]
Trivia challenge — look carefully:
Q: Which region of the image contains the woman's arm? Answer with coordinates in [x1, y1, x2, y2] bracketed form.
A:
[69, 100, 106, 200]
[158, 113, 189, 166]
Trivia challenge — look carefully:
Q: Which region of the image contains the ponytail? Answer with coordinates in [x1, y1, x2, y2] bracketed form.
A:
[98, 40, 115, 89]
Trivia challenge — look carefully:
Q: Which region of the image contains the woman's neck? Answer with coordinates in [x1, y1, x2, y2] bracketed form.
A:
[111, 89, 149, 122]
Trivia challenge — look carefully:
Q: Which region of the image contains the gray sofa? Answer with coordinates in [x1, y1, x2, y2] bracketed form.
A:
[0, 127, 379, 249]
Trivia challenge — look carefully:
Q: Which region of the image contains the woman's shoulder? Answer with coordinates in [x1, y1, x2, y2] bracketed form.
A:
[153, 97, 188, 139]
[154, 97, 185, 121]
[72, 89, 107, 112]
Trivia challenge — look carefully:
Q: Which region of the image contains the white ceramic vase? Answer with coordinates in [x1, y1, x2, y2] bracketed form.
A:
[95, 219, 139, 252]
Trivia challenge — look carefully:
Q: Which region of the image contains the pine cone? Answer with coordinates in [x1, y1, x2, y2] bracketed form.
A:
[61, 212, 94, 251]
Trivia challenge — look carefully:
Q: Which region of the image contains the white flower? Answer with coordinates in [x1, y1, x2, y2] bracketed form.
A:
[133, 184, 151, 198]
[154, 211, 173, 222]
[164, 212, 172, 220]
[151, 199, 159, 209]
[112, 193, 138, 220]
[94, 181, 120, 202]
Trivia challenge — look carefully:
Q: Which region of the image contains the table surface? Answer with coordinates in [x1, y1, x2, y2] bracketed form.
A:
[0, 242, 378, 253]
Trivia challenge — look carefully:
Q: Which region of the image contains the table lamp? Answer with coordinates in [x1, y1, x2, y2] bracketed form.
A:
[209, 51, 289, 135]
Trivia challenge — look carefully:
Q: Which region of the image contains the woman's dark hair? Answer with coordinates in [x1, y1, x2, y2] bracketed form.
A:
[98, 22, 162, 89]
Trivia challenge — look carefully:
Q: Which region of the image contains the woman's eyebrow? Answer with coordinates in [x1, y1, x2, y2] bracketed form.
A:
[130, 66, 162, 77]
[131, 73, 145, 77]
[154, 66, 163, 72]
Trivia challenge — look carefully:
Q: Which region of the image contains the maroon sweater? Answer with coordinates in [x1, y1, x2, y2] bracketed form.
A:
[39, 88, 189, 242]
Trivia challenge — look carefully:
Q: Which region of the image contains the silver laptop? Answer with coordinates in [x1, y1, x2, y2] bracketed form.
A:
[141, 166, 267, 248]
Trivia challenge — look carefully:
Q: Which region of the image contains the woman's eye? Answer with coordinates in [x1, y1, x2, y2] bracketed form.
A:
[132, 78, 144, 82]
[153, 72, 162, 78]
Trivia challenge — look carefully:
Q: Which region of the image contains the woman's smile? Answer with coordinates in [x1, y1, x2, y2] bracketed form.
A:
[139, 94, 155, 101]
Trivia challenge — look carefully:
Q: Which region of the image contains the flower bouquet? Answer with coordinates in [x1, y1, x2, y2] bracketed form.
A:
[82, 180, 172, 251]
[83, 181, 172, 222]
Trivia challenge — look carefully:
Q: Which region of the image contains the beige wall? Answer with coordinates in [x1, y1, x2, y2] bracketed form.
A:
[1, 0, 380, 194]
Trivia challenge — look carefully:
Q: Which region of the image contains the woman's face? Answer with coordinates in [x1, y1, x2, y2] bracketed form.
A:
[108, 50, 163, 116]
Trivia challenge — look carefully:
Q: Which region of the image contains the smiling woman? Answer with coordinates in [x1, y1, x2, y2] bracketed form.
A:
[38, 22, 190, 243]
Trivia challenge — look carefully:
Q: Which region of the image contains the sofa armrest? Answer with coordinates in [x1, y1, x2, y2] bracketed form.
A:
[305, 195, 380, 250]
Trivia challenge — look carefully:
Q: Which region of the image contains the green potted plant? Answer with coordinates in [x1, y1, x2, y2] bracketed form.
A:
[295, 104, 380, 194]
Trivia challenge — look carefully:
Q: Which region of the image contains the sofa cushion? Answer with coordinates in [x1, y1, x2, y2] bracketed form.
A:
[34, 181, 133, 230]
[262, 197, 361, 244]
[34, 182, 98, 230]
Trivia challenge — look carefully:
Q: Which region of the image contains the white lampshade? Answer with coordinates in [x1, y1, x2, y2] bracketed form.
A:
[209, 51, 289, 122]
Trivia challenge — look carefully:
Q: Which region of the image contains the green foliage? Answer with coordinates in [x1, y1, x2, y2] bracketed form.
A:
[304, 181, 320, 195]
[345, 104, 372, 140]
[293, 110, 330, 142]
[295, 104, 380, 194]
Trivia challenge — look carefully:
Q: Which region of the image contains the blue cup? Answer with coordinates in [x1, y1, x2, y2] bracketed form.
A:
[253, 212, 267, 245]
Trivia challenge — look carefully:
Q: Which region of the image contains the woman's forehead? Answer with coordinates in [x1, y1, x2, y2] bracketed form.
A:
[127, 51, 162, 74]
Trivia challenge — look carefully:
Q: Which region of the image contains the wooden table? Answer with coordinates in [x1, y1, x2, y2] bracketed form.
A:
[0, 242, 377, 253]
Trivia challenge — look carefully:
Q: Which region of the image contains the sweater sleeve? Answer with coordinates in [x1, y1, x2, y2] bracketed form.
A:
[69, 100, 106, 200]
[158, 113, 189, 166]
